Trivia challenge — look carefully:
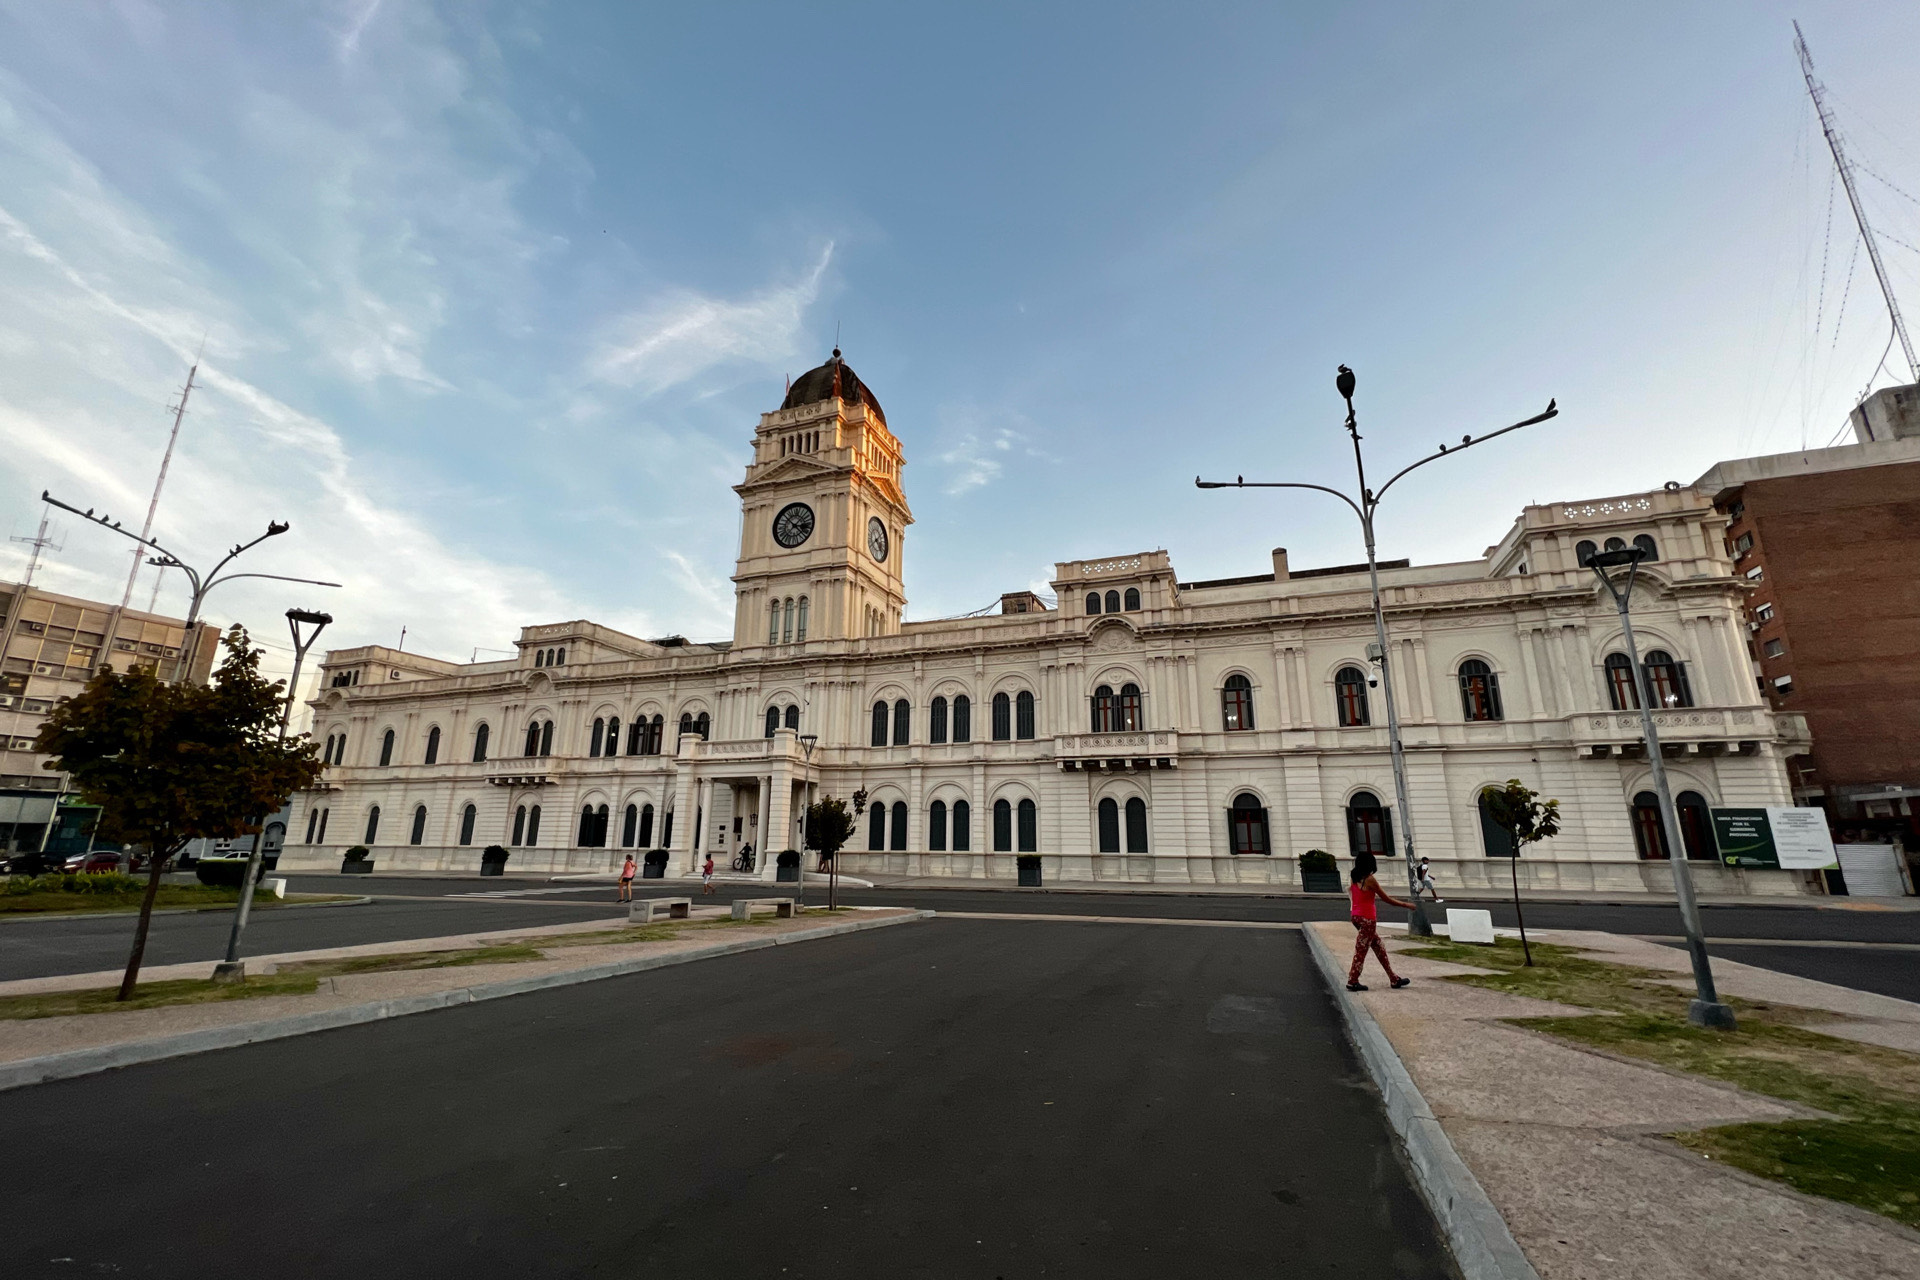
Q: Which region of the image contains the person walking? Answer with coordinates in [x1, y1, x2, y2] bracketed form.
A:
[1347, 850, 1413, 992]
[1415, 856, 1444, 903]
[701, 853, 716, 894]
[617, 854, 636, 903]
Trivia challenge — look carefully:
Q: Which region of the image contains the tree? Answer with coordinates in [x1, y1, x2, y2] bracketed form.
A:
[35, 627, 324, 999]
[804, 796, 857, 910]
[1480, 779, 1562, 966]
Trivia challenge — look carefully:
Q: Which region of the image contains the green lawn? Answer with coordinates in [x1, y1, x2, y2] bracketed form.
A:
[1404, 936, 1920, 1229]
[1, 874, 283, 916]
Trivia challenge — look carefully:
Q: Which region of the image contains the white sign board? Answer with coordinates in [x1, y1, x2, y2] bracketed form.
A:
[1766, 806, 1840, 870]
[1445, 908, 1496, 944]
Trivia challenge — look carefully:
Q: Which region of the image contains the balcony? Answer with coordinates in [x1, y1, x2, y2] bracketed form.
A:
[1053, 730, 1179, 771]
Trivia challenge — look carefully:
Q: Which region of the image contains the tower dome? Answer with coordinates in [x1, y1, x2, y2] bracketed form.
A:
[780, 349, 885, 423]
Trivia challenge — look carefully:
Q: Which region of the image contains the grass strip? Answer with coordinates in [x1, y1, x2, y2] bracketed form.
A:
[0, 884, 279, 916]
[1402, 936, 1920, 1229]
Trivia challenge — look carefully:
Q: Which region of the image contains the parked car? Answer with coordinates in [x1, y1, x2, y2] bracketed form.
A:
[61, 849, 160, 874]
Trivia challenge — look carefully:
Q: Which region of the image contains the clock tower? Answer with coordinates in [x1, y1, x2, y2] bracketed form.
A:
[732, 351, 912, 648]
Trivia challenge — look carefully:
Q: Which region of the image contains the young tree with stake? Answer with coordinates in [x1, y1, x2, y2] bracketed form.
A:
[35, 627, 324, 1000]
[803, 796, 857, 911]
[1480, 779, 1561, 966]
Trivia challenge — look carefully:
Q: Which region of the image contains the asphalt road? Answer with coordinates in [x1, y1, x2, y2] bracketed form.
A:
[1701, 942, 1920, 1005]
[0, 918, 1454, 1279]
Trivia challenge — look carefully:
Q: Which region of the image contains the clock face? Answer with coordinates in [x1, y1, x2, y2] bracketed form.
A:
[772, 502, 815, 549]
[868, 516, 890, 563]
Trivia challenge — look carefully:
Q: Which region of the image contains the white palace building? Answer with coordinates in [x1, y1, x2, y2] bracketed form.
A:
[279, 353, 1814, 894]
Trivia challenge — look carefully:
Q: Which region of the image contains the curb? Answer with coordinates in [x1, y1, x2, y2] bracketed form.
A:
[0, 895, 373, 925]
[1301, 923, 1540, 1280]
[0, 909, 933, 1093]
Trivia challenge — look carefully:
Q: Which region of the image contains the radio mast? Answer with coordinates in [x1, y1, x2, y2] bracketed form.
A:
[1795, 21, 1918, 383]
[123, 361, 198, 610]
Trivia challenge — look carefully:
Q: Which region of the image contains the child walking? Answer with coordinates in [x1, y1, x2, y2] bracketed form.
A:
[1347, 850, 1413, 992]
[618, 854, 636, 902]
[701, 854, 716, 894]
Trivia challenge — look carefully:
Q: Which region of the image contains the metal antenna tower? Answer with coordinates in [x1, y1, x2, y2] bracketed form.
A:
[1795, 22, 1918, 382]
[125, 360, 200, 610]
[11, 510, 63, 588]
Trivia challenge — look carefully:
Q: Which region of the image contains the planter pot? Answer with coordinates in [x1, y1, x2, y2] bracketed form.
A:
[480, 861, 507, 877]
[1017, 855, 1043, 887]
[641, 863, 665, 879]
[776, 849, 801, 883]
[1300, 870, 1343, 894]
[340, 859, 374, 874]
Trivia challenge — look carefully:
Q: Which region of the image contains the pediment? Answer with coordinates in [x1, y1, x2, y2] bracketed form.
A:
[741, 456, 837, 489]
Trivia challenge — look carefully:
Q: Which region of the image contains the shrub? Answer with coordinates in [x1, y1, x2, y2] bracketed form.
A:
[482, 845, 510, 863]
[6, 872, 143, 896]
[344, 846, 371, 861]
[1298, 849, 1337, 873]
[643, 849, 669, 866]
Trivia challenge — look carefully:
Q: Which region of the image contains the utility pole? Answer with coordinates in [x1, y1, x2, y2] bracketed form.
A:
[1795, 21, 1918, 382]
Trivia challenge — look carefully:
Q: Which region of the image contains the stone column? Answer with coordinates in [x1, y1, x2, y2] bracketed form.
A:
[757, 772, 778, 882]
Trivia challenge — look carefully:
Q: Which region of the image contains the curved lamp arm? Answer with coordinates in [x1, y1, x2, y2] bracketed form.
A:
[1372, 401, 1558, 505]
[1194, 477, 1366, 525]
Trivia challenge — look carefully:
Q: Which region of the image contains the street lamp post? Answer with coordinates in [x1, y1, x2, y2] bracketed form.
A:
[1198, 368, 1557, 937]
[1588, 547, 1737, 1029]
[214, 608, 333, 981]
[797, 733, 818, 907]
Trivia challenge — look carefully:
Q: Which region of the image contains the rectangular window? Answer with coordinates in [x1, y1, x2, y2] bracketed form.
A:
[1762, 638, 1785, 658]
[1772, 674, 1794, 695]
[1753, 602, 1774, 623]
[1745, 566, 1764, 581]
[1733, 532, 1753, 555]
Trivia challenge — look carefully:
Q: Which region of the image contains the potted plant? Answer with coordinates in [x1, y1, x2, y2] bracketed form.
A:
[642, 849, 668, 879]
[341, 845, 374, 875]
[480, 844, 510, 877]
[775, 849, 801, 883]
[1299, 849, 1342, 894]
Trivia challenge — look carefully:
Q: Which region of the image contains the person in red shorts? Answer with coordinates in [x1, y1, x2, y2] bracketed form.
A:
[1347, 850, 1413, 992]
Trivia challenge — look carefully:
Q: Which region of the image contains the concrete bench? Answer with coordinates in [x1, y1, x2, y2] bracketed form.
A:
[731, 897, 802, 921]
[1445, 908, 1496, 944]
[630, 897, 693, 924]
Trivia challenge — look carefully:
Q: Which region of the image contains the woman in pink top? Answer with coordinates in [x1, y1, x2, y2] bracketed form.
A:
[617, 854, 636, 903]
[1346, 850, 1413, 992]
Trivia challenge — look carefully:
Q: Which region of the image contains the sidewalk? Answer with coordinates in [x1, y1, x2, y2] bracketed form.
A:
[0, 906, 927, 1090]
[1307, 919, 1920, 1278]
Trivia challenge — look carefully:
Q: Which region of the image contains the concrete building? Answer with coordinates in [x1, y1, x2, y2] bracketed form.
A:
[1694, 402, 1920, 879]
[0, 580, 218, 860]
[281, 353, 1815, 894]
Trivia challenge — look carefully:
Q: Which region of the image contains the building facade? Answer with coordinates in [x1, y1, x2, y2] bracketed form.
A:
[281, 354, 1815, 894]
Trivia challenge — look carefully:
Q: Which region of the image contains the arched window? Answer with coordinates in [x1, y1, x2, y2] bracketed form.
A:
[660, 810, 672, 847]
[1103, 589, 1120, 613]
[893, 699, 911, 746]
[626, 719, 643, 754]
[472, 723, 489, 762]
[317, 808, 328, 842]
[953, 694, 972, 742]
[1458, 660, 1503, 721]
[622, 804, 638, 847]
[1676, 791, 1713, 860]
[952, 799, 971, 851]
[1229, 793, 1268, 855]
[1643, 650, 1692, 708]
[1631, 791, 1668, 859]
[1335, 667, 1370, 727]
[1125, 797, 1149, 852]
[1478, 790, 1518, 857]
[784, 705, 799, 730]
[890, 800, 908, 851]
[782, 597, 795, 644]
[1016, 690, 1036, 740]
[679, 712, 694, 742]
[1604, 653, 1640, 709]
[992, 692, 1011, 741]
[868, 802, 887, 851]
[539, 720, 553, 756]
[365, 806, 381, 844]
[607, 718, 621, 756]
[424, 726, 441, 765]
[796, 596, 808, 643]
[459, 804, 477, 846]
[379, 729, 395, 767]
[1118, 683, 1142, 730]
[398, 804, 420, 845]
[1091, 685, 1114, 733]
[323, 734, 335, 765]
[768, 601, 781, 646]
[1604, 537, 1625, 552]
[1124, 587, 1140, 611]
[1222, 674, 1254, 731]
[694, 712, 710, 740]
[1085, 591, 1102, 615]
[766, 707, 780, 738]
[646, 715, 663, 754]
[930, 696, 948, 744]
[1097, 797, 1121, 853]
[527, 804, 542, 845]
[534, 649, 545, 668]
[305, 808, 319, 844]
[1575, 539, 1597, 566]
[636, 803, 655, 846]
[871, 701, 889, 747]
[525, 722, 541, 756]
[1347, 791, 1390, 858]
[1632, 534, 1658, 560]
[1017, 799, 1038, 852]
[992, 798, 1013, 851]
[555, 647, 564, 665]
[590, 718, 605, 757]
[929, 800, 948, 851]
[512, 805, 526, 846]
[579, 806, 595, 846]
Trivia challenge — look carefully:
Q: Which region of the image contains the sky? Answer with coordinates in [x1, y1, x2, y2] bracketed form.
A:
[3, 1, 1918, 707]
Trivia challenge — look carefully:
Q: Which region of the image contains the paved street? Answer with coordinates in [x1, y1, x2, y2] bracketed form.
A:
[0, 917, 1452, 1279]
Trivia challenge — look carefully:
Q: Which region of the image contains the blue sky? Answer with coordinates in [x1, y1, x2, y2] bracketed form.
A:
[3, 1, 1918, 698]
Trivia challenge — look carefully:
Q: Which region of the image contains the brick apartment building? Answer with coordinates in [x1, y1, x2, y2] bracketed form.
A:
[1695, 385, 1920, 875]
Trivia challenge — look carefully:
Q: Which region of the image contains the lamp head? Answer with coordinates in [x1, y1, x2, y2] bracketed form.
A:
[287, 608, 333, 626]
[1587, 547, 1646, 569]
[1336, 365, 1356, 402]
[266, 520, 290, 537]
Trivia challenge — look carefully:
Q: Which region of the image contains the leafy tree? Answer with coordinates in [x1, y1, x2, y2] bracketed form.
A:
[1480, 779, 1562, 966]
[804, 797, 858, 910]
[35, 627, 324, 999]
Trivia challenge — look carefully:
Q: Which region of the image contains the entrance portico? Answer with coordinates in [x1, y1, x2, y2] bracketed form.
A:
[668, 730, 815, 881]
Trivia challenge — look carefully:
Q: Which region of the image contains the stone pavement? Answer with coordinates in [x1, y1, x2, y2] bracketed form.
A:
[1309, 919, 1920, 1279]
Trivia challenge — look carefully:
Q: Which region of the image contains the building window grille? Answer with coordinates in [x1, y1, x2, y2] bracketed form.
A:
[1458, 659, 1503, 721]
[952, 800, 971, 851]
[1335, 667, 1370, 727]
[992, 692, 1011, 741]
[1103, 590, 1120, 613]
[622, 804, 638, 847]
[782, 597, 795, 644]
[953, 694, 972, 742]
[783, 705, 799, 731]
[796, 596, 808, 643]
[1097, 797, 1121, 852]
[379, 729, 395, 767]
[929, 800, 948, 851]
[472, 723, 489, 762]
[871, 701, 889, 747]
[1016, 798, 1038, 852]
[930, 696, 948, 743]
[1222, 674, 1254, 731]
[1085, 592, 1101, 615]
[539, 720, 553, 756]
[890, 801, 908, 851]
[868, 803, 886, 851]
[993, 798, 1013, 851]
[769, 602, 780, 645]
[1124, 797, 1149, 853]
[526, 723, 541, 756]
[1016, 690, 1036, 740]
[590, 718, 605, 757]
[893, 699, 911, 746]
[766, 707, 780, 738]
[424, 726, 440, 764]
[1124, 587, 1140, 611]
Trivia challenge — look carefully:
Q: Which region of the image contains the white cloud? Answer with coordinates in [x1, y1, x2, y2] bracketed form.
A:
[589, 242, 834, 394]
[938, 425, 1021, 495]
